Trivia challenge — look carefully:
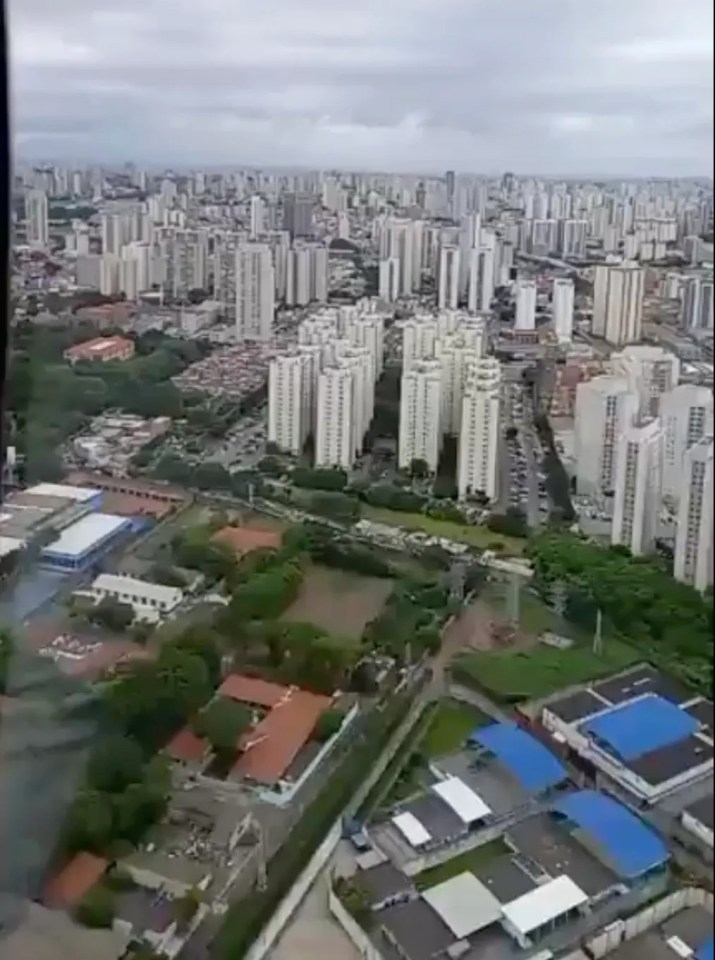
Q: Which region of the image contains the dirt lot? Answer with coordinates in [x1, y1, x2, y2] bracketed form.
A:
[282, 566, 393, 639]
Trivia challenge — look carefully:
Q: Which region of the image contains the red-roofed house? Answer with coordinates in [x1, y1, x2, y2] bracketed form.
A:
[212, 525, 281, 557]
[45, 852, 110, 908]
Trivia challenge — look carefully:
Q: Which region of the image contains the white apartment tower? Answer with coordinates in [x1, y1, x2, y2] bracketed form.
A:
[611, 345, 680, 419]
[674, 438, 714, 593]
[26, 189, 49, 247]
[611, 420, 663, 556]
[574, 377, 638, 497]
[457, 359, 501, 502]
[438, 245, 461, 310]
[467, 244, 496, 313]
[593, 262, 645, 345]
[660, 385, 714, 502]
[681, 276, 715, 331]
[399, 360, 442, 472]
[268, 354, 307, 455]
[402, 318, 439, 372]
[286, 244, 328, 306]
[378, 257, 401, 302]
[552, 278, 575, 343]
[436, 331, 485, 436]
[515, 279, 537, 331]
[345, 314, 385, 384]
[315, 366, 354, 469]
[235, 243, 275, 341]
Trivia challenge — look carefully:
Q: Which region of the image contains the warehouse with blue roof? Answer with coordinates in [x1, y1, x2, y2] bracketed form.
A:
[551, 790, 670, 882]
[468, 722, 569, 794]
[540, 677, 714, 804]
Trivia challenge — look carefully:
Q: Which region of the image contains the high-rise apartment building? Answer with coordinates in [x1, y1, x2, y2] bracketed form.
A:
[680, 275, 715, 331]
[437, 245, 460, 310]
[268, 354, 308, 455]
[155, 226, 208, 302]
[659, 385, 714, 502]
[345, 313, 385, 384]
[315, 366, 354, 469]
[402, 317, 439, 372]
[574, 377, 638, 497]
[282, 193, 314, 239]
[235, 243, 275, 342]
[249, 195, 265, 239]
[592, 262, 645, 345]
[26, 189, 49, 247]
[611, 345, 680, 420]
[378, 257, 401, 302]
[611, 420, 663, 556]
[378, 218, 424, 296]
[515, 279, 537, 331]
[674, 438, 714, 593]
[552, 278, 575, 343]
[467, 244, 495, 313]
[399, 360, 442, 471]
[457, 358, 501, 501]
[285, 244, 328, 306]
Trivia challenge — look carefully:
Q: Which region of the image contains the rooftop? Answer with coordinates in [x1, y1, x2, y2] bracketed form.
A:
[581, 694, 699, 761]
[501, 874, 587, 938]
[469, 722, 568, 793]
[422, 871, 502, 939]
[25, 482, 101, 503]
[546, 688, 606, 724]
[590, 664, 691, 707]
[684, 795, 714, 830]
[0, 901, 129, 960]
[551, 790, 670, 879]
[42, 513, 130, 559]
[91, 573, 183, 606]
[44, 852, 109, 908]
[378, 899, 455, 960]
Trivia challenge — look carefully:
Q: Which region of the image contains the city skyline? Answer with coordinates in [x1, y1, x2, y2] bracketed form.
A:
[9, 0, 713, 176]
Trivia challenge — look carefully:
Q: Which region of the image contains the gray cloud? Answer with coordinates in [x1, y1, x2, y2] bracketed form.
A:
[8, 0, 714, 175]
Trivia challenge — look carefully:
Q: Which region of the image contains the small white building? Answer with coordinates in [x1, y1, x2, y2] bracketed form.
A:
[86, 573, 184, 622]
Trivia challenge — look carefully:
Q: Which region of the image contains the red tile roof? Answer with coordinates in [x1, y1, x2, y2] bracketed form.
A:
[44, 853, 109, 908]
[165, 726, 208, 764]
[213, 525, 281, 557]
[232, 687, 332, 785]
[218, 674, 288, 708]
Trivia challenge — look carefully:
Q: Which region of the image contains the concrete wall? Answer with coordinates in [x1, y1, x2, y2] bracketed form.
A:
[328, 888, 387, 960]
[584, 886, 713, 958]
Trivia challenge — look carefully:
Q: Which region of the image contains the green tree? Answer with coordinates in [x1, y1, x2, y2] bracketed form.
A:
[91, 597, 135, 632]
[174, 887, 203, 930]
[64, 790, 115, 853]
[312, 708, 345, 743]
[409, 458, 430, 479]
[75, 886, 116, 929]
[87, 736, 145, 793]
[193, 698, 252, 758]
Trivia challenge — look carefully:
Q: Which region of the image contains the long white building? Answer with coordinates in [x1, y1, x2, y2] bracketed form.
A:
[268, 354, 308, 455]
[574, 377, 638, 498]
[399, 360, 442, 471]
[552, 278, 574, 343]
[674, 438, 714, 593]
[597, 262, 645, 345]
[659, 384, 714, 503]
[457, 359, 501, 502]
[611, 419, 663, 556]
[315, 365, 354, 469]
[235, 243, 275, 341]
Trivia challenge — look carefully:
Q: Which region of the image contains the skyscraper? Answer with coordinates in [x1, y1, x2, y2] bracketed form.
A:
[552, 278, 575, 343]
[285, 244, 328, 306]
[611, 420, 663, 556]
[399, 359, 442, 471]
[378, 257, 400, 302]
[611, 345, 680, 420]
[592, 262, 645, 345]
[235, 243, 275, 342]
[268, 354, 308, 455]
[674, 438, 714, 593]
[659, 385, 714, 502]
[315, 366, 354, 469]
[457, 359, 501, 502]
[437, 245, 460, 310]
[574, 377, 638, 497]
[515, 279, 537, 331]
[282, 193, 314, 239]
[26, 189, 49, 247]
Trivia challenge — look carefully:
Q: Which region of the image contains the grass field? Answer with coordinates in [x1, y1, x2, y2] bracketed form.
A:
[360, 505, 526, 555]
[281, 565, 393, 640]
[420, 700, 490, 757]
[454, 638, 641, 702]
[414, 839, 509, 891]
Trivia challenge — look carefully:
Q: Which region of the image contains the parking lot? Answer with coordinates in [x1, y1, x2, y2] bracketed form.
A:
[206, 408, 267, 469]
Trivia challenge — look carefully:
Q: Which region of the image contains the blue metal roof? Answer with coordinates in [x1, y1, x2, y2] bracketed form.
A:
[696, 936, 714, 960]
[581, 694, 698, 761]
[468, 721, 568, 793]
[551, 790, 670, 879]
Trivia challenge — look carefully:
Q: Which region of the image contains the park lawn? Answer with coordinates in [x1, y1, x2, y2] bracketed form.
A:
[420, 700, 490, 758]
[360, 505, 525, 555]
[454, 638, 641, 703]
[414, 839, 509, 891]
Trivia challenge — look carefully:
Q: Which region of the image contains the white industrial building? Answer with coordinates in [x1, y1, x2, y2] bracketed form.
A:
[659, 384, 714, 503]
[551, 277, 574, 343]
[674, 437, 714, 593]
[41, 513, 131, 571]
[399, 359, 442, 472]
[84, 573, 184, 622]
[611, 419, 663, 556]
[457, 358, 501, 502]
[574, 377, 638, 498]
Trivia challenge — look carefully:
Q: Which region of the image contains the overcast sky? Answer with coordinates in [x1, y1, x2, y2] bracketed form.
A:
[8, 0, 714, 176]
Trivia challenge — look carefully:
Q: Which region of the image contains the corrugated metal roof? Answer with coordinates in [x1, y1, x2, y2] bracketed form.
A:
[581, 694, 698, 761]
[469, 722, 568, 793]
